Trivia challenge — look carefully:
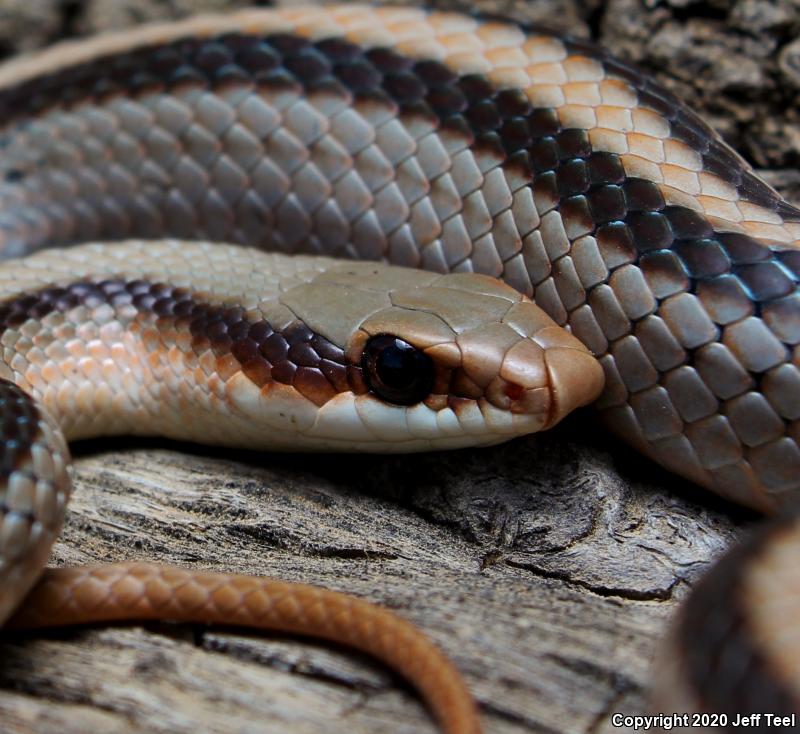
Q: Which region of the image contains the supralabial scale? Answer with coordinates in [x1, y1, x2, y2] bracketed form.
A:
[0, 6, 797, 733]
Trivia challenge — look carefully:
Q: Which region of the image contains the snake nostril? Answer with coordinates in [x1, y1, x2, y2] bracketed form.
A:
[504, 382, 525, 402]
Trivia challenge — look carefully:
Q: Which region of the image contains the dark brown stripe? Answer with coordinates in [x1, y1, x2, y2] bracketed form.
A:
[0, 378, 44, 528]
[0, 280, 364, 406]
[0, 278, 545, 414]
[0, 27, 794, 334]
[679, 513, 800, 723]
[474, 8, 800, 221]
[0, 20, 796, 221]
[0, 378, 41, 478]
[557, 32, 800, 221]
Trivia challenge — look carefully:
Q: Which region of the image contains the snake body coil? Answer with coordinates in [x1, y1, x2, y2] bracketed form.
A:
[0, 5, 798, 731]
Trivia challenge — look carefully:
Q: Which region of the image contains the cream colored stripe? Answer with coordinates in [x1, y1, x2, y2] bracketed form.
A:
[0, 4, 795, 246]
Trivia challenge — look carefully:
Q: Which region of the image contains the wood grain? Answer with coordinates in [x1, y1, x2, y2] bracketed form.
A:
[0, 423, 748, 734]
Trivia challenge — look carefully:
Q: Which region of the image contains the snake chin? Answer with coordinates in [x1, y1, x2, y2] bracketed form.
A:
[225, 375, 580, 453]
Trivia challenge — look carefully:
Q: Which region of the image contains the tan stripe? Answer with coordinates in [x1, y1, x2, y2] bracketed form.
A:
[0, 6, 795, 246]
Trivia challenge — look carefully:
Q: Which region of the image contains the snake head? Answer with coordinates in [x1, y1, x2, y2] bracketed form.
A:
[228, 261, 604, 452]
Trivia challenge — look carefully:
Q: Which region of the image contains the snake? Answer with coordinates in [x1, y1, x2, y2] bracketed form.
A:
[0, 4, 797, 732]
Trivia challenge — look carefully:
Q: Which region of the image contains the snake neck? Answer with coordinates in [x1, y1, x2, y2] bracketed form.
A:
[0, 242, 336, 446]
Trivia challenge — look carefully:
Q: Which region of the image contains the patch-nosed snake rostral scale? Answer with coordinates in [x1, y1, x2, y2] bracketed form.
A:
[0, 5, 797, 732]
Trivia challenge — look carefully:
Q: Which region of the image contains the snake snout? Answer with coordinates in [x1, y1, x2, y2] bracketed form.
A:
[450, 298, 605, 433]
[541, 341, 606, 429]
[486, 302, 606, 430]
[485, 332, 604, 429]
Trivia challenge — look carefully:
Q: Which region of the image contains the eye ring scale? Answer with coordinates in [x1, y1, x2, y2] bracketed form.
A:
[361, 334, 435, 406]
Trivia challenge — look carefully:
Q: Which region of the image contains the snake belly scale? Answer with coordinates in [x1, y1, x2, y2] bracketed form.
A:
[0, 4, 797, 732]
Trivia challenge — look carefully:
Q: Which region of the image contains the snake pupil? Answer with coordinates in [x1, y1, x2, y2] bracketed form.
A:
[362, 335, 434, 406]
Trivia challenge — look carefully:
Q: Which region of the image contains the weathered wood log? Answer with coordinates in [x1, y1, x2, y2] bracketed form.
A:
[0, 426, 747, 733]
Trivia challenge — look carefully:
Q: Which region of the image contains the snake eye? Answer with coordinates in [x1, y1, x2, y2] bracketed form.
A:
[362, 334, 434, 406]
